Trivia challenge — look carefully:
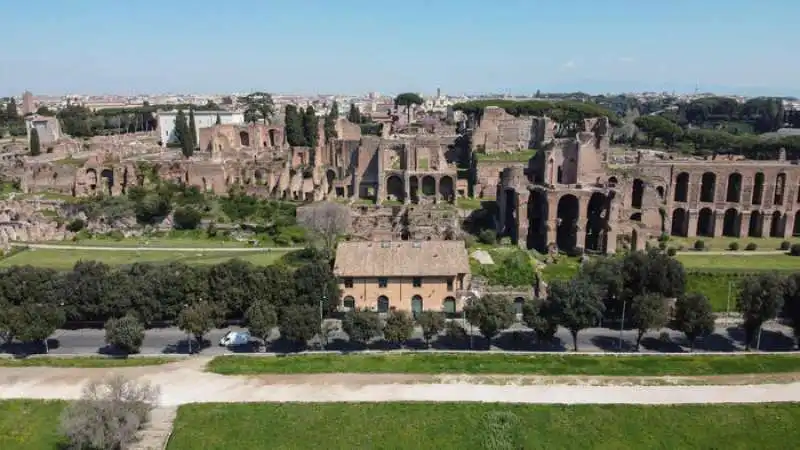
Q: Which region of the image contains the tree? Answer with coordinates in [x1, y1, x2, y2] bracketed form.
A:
[284, 104, 306, 146]
[395, 92, 424, 124]
[737, 273, 785, 350]
[673, 292, 715, 351]
[416, 310, 445, 347]
[783, 273, 800, 348]
[245, 301, 277, 351]
[383, 310, 414, 345]
[279, 304, 321, 349]
[302, 105, 319, 148]
[295, 202, 350, 256]
[104, 314, 145, 354]
[215, 113, 221, 125]
[522, 298, 559, 345]
[188, 108, 197, 150]
[464, 295, 514, 346]
[239, 92, 275, 124]
[347, 103, 361, 124]
[5, 303, 65, 353]
[177, 301, 219, 352]
[29, 128, 41, 156]
[324, 101, 339, 141]
[172, 206, 202, 230]
[342, 309, 382, 346]
[59, 375, 160, 450]
[173, 110, 193, 157]
[628, 293, 669, 351]
[633, 115, 683, 147]
[5, 98, 18, 121]
[548, 276, 604, 351]
[617, 249, 686, 309]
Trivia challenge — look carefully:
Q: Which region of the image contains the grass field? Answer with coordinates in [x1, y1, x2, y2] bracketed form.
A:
[0, 356, 175, 368]
[0, 248, 293, 270]
[32, 237, 255, 248]
[676, 253, 800, 271]
[0, 400, 66, 450]
[665, 236, 797, 251]
[475, 149, 537, 162]
[207, 353, 800, 376]
[167, 402, 800, 450]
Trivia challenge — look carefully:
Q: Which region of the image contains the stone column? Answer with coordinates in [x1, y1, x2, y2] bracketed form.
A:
[739, 212, 750, 238]
[605, 228, 617, 254]
[546, 220, 558, 248]
[713, 211, 724, 237]
[403, 176, 411, 205]
[763, 213, 774, 238]
[575, 225, 586, 251]
[785, 212, 796, 239]
[434, 177, 440, 204]
[687, 211, 698, 237]
[516, 193, 529, 249]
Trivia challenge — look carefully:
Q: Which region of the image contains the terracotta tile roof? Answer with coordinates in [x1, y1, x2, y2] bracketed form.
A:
[334, 240, 469, 277]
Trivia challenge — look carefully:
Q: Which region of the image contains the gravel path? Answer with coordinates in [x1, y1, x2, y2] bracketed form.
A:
[12, 243, 294, 252]
[2, 358, 800, 406]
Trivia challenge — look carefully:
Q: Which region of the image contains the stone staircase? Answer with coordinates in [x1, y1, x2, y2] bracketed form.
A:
[127, 406, 178, 450]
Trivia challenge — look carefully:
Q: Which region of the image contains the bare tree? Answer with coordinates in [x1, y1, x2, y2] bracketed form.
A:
[296, 201, 350, 253]
[59, 375, 160, 449]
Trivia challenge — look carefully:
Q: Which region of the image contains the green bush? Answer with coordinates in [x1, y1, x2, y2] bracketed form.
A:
[66, 218, 85, 232]
[745, 242, 758, 251]
[780, 241, 792, 250]
[693, 240, 705, 251]
[478, 229, 496, 245]
[667, 247, 677, 257]
[658, 241, 667, 250]
[728, 242, 739, 251]
[173, 207, 202, 230]
[658, 232, 670, 242]
[790, 244, 800, 256]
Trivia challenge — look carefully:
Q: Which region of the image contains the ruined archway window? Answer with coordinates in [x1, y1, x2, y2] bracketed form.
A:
[774, 173, 786, 206]
[794, 211, 800, 236]
[439, 176, 455, 203]
[726, 173, 742, 203]
[608, 176, 618, 186]
[503, 189, 519, 245]
[421, 176, 436, 196]
[527, 190, 549, 252]
[671, 208, 688, 237]
[386, 175, 405, 202]
[656, 186, 665, 199]
[696, 208, 714, 237]
[631, 179, 644, 209]
[748, 211, 763, 237]
[770, 211, 785, 237]
[556, 194, 579, 252]
[674, 172, 689, 202]
[699, 172, 716, 203]
[239, 131, 250, 147]
[752, 172, 765, 205]
[722, 208, 739, 237]
[584, 192, 607, 252]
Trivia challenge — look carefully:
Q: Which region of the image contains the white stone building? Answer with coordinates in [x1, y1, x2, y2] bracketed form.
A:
[156, 110, 245, 147]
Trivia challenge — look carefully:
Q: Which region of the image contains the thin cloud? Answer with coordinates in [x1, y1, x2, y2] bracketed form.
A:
[618, 56, 635, 63]
[562, 60, 577, 69]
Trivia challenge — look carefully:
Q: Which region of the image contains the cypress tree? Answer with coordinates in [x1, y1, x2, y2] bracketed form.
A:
[29, 128, 41, 156]
[324, 101, 339, 140]
[215, 113, 221, 125]
[284, 105, 305, 147]
[302, 106, 318, 149]
[347, 103, 361, 124]
[188, 109, 197, 149]
[173, 110, 193, 158]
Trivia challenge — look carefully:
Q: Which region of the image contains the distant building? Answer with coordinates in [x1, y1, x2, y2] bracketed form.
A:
[156, 110, 245, 147]
[25, 115, 62, 146]
[333, 240, 470, 316]
[22, 91, 35, 115]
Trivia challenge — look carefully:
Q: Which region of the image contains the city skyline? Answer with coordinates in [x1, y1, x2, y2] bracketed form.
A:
[3, 0, 799, 97]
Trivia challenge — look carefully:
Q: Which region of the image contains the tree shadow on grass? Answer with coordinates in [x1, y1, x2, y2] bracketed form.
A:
[725, 327, 796, 351]
[161, 338, 210, 355]
[432, 333, 488, 350]
[696, 332, 738, 352]
[640, 336, 685, 353]
[266, 337, 309, 354]
[590, 335, 635, 352]
[1, 339, 61, 357]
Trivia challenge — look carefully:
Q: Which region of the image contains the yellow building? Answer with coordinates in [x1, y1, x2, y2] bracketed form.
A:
[334, 240, 471, 317]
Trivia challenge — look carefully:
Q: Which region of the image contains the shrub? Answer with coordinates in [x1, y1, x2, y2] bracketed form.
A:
[728, 241, 739, 251]
[463, 234, 477, 248]
[658, 232, 670, 242]
[478, 229, 496, 245]
[745, 242, 758, 251]
[59, 375, 160, 450]
[693, 240, 705, 251]
[658, 241, 667, 250]
[790, 244, 800, 256]
[173, 206, 202, 230]
[666, 247, 677, 257]
[66, 218, 85, 232]
[104, 314, 145, 354]
[781, 241, 792, 250]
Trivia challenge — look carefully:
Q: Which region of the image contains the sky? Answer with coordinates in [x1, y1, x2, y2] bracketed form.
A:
[2, 0, 798, 97]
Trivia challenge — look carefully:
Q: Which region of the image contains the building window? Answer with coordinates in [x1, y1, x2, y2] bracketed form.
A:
[378, 277, 388, 288]
[412, 277, 422, 288]
[343, 296, 355, 310]
[446, 278, 454, 291]
[377, 295, 389, 313]
[344, 278, 353, 288]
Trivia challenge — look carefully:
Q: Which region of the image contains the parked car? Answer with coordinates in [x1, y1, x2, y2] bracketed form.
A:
[219, 331, 251, 347]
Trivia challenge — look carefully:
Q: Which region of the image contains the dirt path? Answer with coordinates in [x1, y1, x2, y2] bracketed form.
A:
[13, 243, 293, 252]
[3, 358, 800, 406]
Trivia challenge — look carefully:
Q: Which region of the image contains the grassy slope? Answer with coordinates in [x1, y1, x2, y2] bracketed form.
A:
[0, 357, 174, 368]
[0, 400, 66, 450]
[168, 402, 800, 450]
[207, 353, 800, 376]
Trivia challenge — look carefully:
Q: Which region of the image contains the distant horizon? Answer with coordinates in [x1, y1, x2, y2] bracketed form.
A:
[4, 1, 798, 98]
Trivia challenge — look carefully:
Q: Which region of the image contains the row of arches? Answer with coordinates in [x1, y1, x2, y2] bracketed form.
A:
[674, 171, 791, 206]
[527, 191, 614, 253]
[671, 207, 800, 238]
[385, 175, 455, 203]
[342, 295, 458, 317]
[85, 167, 129, 196]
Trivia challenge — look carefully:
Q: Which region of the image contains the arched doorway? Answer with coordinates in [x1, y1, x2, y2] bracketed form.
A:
[343, 296, 355, 310]
[439, 176, 454, 202]
[100, 169, 114, 196]
[752, 172, 765, 205]
[556, 194, 579, 252]
[631, 179, 644, 209]
[585, 192, 608, 252]
[774, 173, 787, 205]
[674, 172, 689, 202]
[411, 295, 423, 319]
[608, 176, 618, 187]
[386, 175, 404, 202]
[513, 297, 525, 315]
[443, 297, 456, 316]
[326, 169, 336, 194]
[696, 207, 714, 237]
[656, 186, 665, 200]
[503, 189, 518, 245]
[794, 211, 800, 236]
[239, 131, 250, 146]
[749, 211, 763, 237]
[770, 211, 785, 237]
[86, 168, 98, 191]
[421, 175, 435, 197]
[409, 176, 419, 203]
[527, 190, 549, 252]
[722, 208, 739, 237]
[671, 208, 688, 237]
[700, 172, 716, 203]
[726, 173, 742, 203]
[377, 295, 389, 313]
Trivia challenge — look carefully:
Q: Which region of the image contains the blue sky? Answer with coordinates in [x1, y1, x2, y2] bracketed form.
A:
[3, 0, 797, 96]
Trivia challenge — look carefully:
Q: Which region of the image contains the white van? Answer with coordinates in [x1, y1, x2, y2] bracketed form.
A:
[219, 331, 251, 347]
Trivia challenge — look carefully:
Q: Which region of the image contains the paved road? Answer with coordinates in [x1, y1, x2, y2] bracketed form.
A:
[7, 319, 793, 356]
[11, 243, 297, 252]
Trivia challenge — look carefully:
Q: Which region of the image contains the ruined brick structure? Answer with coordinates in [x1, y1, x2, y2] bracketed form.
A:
[470, 107, 556, 153]
[348, 204, 461, 242]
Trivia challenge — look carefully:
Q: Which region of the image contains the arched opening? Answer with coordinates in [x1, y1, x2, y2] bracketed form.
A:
[254, 169, 266, 185]
[326, 169, 336, 194]
[608, 176, 618, 187]
[631, 178, 644, 209]
[439, 176, 454, 202]
[696, 207, 714, 237]
[268, 129, 277, 147]
[585, 192, 608, 252]
[443, 297, 457, 316]
[421, 175, 436, 197]
[85, 168, 98, 191]
[774, 173, 787, 206]
[674, 172, 689, 202]
[770, 211, 785, 238]
[556, 194, 579, 252]
[752, 172, 765, 205]
[700, 172, 716, 203]
[556, 166, 563, 184]
[239, 131, 250, 146]
[656, 186, 665, 200]
[722, 208, 739, 237]
[377, 295, 389, 313]
[629, 212, 642, 222]
[513, 297, 525, 315]
[386, 175, 405, 202]
[100, 169, 114, 196]
[671, 208, 688, 237]
[726, 173, 742, 203]
[409, 176, 419, 204]
[527, 189, 549, 252]
[411, 295, 423, 319]
[343, 296, 355, 310]
[749, 211, 763, 237]
[794, 211, 800, 236]
[503, 189, 518, 245]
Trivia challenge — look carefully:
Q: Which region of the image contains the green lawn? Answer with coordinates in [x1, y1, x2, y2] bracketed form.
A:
[33, 237, 255, 248]
[0, 400, 66, 450]
[456, 197, 483, 210]
[475, 149, 537, 162]
[207, 354, 800, 376]
[0, 248, 293, 270]
[676, 253, 800, 272]
[167, 402, 800, 450]
[665, 236, 796, 252]
[0, 356, 175, 368]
